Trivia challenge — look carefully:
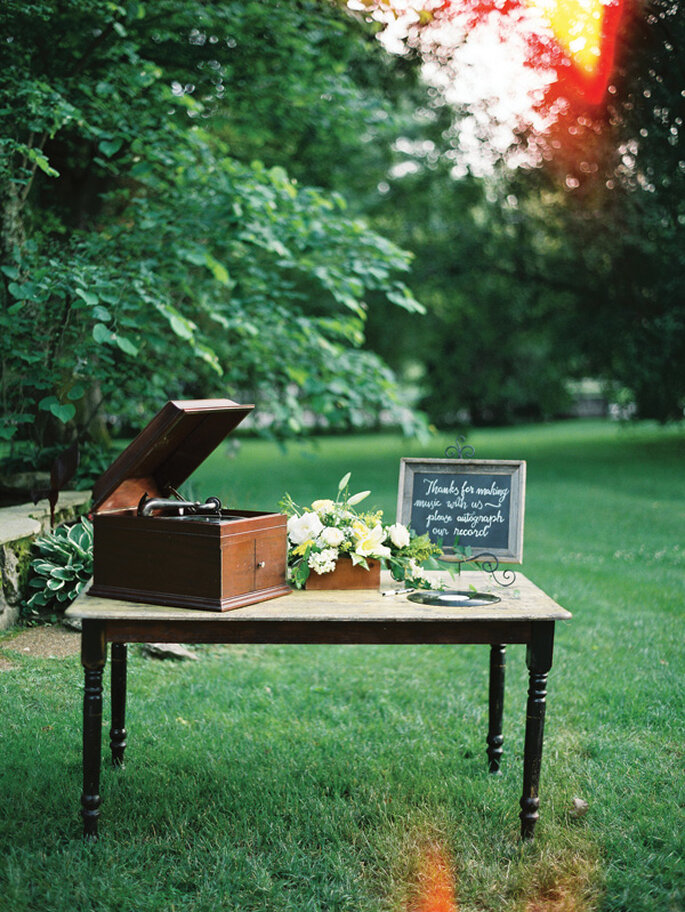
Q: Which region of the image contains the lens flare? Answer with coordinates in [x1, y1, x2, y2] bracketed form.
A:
[355, 0, 626, 104]
[408, 845, 458, 912]
[526, 0, 624, 102]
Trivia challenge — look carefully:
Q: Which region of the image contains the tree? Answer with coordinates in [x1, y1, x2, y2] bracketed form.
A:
[0, 0, 426, 480]
[353, 0, 685, 423]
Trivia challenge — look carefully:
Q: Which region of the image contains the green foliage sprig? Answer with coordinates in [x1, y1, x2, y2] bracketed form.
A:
[23, 517, 93, 620]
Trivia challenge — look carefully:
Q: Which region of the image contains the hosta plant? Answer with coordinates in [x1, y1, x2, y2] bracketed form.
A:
[23, 516, 93, 618]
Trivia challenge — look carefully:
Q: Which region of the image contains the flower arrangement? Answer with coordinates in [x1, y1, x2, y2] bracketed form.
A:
[280, 472, 441, 590]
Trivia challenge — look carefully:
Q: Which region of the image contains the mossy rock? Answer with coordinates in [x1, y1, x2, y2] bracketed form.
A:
[1, 535, 34, 604]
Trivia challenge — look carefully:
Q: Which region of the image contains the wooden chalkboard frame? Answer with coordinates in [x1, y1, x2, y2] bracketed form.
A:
[397, 458, 526, 563]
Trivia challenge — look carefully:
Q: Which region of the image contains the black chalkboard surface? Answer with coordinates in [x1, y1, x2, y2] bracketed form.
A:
[397, 459, 526, 562]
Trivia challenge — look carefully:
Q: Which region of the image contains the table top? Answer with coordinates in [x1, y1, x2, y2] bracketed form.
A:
[66, 570, 571, 625]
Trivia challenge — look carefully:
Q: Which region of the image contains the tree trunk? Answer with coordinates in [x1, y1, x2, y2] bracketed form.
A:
[1, 180, 26, 263]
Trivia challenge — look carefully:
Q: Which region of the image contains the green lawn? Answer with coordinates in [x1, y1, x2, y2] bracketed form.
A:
[1, 420, 683, 911]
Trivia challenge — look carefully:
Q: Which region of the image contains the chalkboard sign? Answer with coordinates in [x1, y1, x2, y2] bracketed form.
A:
[397, 459, 526, 562]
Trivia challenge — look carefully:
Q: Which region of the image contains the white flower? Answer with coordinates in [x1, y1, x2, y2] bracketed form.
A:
[319, 526, 345, 547]
[387, 523, 410, 549]
[311, 498, 336, 514]
[408, 559, 429, 582]
[353, 523, 388, 558]
[308, 548, 338, 575]
[288, 512, 324, 545]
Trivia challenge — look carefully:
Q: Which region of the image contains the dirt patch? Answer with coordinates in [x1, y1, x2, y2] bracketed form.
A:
[0, 625, 80, 662]
[525, 882, 586, 912]
[523, 853, 603, 912]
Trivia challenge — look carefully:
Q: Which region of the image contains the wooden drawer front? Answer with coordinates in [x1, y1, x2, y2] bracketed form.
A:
[221, 539, 256, 597]
[255, 531, 287, 590]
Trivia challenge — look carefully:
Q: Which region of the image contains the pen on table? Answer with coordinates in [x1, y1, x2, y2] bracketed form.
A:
[382, 587, 415, 597]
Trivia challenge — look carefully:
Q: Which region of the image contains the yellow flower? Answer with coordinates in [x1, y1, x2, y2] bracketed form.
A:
[311, 499, 335, 514]
[293, 538, 315, 557]
[352, 520, 369, 539]
[353, 523, 390, 558]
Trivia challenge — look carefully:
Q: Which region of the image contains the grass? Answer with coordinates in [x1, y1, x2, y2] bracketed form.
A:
[1, 419, 683, 911]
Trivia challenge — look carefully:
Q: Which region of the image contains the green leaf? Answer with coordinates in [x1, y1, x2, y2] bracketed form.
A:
[205, 253, 231, 286]
[115, 334, 138, 356]
[26, 148, 59, 177]
[169, 314, 193, 339]
[93, 323, 114, 344]
[92, 305, 112, 321]
[98, 138, 123, 158]
[75, 288, 99, 307]
[8, 282, 38, 300]
[180, 248, 207, 266]
[67, 383, 86, 401]
[49, 402, 76, 423]
[38, 396, 59, 413]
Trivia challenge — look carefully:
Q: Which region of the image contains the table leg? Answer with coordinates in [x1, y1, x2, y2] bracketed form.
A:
[487, 644, 506, 773]
[81, 620, 106, 839]
[110, 643, 127, 766]
[520, 621, 555, 840]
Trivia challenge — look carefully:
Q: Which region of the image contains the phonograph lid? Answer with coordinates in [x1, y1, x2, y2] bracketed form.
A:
[91, 398, 253, 513]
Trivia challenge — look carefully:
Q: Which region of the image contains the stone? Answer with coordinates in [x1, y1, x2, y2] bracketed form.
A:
[570, 797, 589, 818]
[139, 642, 199, 661]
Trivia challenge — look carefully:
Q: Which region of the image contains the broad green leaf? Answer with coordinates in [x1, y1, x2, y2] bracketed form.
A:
[67, 383, 86, 401]
[8, 282, 38, 300]
[98, 138, 123, 158]
[49, 402, 76, 423]
[93, 323, 114, 344]
[180, 248, 206, 266]
[75, 289, 99, 307]
[92, 306, 111, 321]
[115, 334, 138, 356]
[169, 314, 194, 339]
[38, 395, 59, 413]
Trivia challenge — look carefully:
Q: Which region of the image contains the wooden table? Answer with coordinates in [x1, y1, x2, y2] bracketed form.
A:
[65, 571, 571, 841]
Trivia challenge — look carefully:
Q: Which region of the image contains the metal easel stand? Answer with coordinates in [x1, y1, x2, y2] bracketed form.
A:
[443, 435, 517, 588]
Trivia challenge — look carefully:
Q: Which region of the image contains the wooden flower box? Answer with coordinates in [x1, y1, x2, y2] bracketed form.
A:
[304, 557, 380, 591]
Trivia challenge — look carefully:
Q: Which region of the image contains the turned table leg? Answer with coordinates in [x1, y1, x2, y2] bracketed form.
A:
[81, 621, 106, 839]
[110, 643, 127, 766]
[487, 644, 506, 773]
[520, 621, 555, 840]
